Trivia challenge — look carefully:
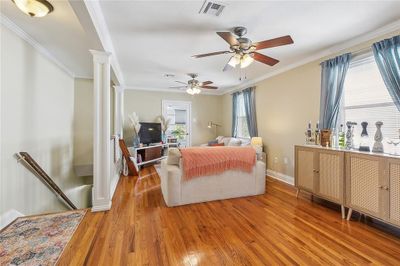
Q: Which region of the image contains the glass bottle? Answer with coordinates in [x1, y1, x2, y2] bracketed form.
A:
[338, 124, 345, 148]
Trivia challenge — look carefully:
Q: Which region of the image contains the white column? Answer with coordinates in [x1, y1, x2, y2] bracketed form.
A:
[113, 85, 124, 138]
[91, 50, 112, 212]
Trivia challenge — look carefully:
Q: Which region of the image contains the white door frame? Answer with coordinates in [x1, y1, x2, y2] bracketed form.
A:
[162, 100, 192, 147]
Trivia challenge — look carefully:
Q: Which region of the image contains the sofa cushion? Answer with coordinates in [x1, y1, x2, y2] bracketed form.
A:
[228, 138, 242, 146]
[167, 148, 181, 165]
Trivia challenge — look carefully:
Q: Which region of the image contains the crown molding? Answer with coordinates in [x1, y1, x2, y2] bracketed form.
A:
[83, 0, 125, 86]
[223, 19, 400, 95]
[0, 13, 75, 78]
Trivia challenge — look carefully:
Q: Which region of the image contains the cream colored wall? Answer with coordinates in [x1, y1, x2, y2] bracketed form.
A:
[123, 90, 223, 146]
[221, 31, 399, 178]
[0, 25, 89, 217]
[73, 78, 94, 166]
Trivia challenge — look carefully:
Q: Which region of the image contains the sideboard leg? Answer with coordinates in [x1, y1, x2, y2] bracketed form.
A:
[347, 208, 353, 221]
[296, 188, 300, 198]
[341, 205, 345, 219]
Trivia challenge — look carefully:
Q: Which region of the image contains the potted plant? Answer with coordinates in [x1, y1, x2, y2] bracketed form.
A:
[171, 125, 186, 141]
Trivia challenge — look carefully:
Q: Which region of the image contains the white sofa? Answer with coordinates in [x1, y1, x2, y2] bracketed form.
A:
[201, 136, 251, 147]
[160, 159, 266, 207]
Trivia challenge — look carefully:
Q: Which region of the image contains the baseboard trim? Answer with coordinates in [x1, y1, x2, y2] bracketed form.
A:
[91, 201, 112, 212]
[266, 169, 294, 186]
[0, 209, 24, 230]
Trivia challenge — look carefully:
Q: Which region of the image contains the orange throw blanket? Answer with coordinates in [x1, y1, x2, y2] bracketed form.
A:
[180, 147, 256, 181]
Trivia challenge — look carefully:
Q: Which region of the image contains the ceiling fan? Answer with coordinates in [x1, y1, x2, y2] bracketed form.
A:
[192, 26, 294, 71]
[169, 73, 217, 95]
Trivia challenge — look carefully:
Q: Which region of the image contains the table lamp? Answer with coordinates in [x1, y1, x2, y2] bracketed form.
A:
[251, 137, 263, 155]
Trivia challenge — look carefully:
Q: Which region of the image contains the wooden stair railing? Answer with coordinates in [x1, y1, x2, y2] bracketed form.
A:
[16, 152, 77, 210]
[119, 139, 138, 176]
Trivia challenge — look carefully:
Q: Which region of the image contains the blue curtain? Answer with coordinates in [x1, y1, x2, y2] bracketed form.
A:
[372, 35, 400, 111]
[319, 53, 352, 129]
[243, 87, 258, 137]
[231, 92, 239, 137]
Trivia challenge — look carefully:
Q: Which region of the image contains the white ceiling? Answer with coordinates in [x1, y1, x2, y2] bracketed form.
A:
[99, 0, 400, 93]
[0, 0, 97, 78]
[1, 1, 400, 94]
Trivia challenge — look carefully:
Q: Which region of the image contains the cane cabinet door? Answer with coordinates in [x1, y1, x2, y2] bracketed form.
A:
[316, 150, 344, 204]
[388, 159, 400, 227]
[346, 153, 387, 219]
[295, 146, 316, 193]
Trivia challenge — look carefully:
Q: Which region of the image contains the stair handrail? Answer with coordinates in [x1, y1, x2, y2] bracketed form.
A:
[16, 152, 77, 210]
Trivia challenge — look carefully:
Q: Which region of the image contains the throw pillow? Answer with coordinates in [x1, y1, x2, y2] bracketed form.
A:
[167, 148, 181, 165]
[216, 136, 225, 143]
[210, 143, 224, 147]
[208, 140, 218, 146]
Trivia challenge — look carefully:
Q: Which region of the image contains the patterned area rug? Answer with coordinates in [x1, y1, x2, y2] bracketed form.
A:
[0, 209, 86, 265]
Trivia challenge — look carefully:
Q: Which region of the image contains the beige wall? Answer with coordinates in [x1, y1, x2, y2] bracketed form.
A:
[221, 31, 399, 178]
[73, 78, 94, 166]
[124, 90, 223, 146]
[0, 25, 89, 217]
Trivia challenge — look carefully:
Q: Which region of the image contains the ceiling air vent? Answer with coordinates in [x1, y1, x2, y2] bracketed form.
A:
[199, 0, 226, 17]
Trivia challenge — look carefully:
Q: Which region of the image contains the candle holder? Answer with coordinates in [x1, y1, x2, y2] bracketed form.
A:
[372, 121, 384, 153]
[345, 121, 357, 150]
[359, 121, 370, 152]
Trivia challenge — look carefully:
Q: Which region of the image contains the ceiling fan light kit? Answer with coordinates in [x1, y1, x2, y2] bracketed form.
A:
[171, 73, 217, 95]
[12, 0, 54, 17]
[173, 27, 293, 95]
[192, 26, 294, 71]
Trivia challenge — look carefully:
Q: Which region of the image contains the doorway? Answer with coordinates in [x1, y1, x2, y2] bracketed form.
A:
[162, 100, 192, 147]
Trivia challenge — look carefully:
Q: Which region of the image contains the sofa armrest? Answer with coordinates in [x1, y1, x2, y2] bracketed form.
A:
[160, 159, 182, 207]
[255, 161, 266, 194]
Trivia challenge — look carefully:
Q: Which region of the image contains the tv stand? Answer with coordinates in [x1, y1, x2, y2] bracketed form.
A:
[131, 143, 168, 170]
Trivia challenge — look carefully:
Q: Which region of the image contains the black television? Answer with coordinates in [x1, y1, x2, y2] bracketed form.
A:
[138, 122, 162, 145]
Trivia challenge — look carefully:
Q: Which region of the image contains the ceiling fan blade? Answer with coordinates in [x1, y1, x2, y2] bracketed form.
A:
[175, 81, 187, 85]
[201, 81, 213, 86]
[192, 51, 230, 58]
[217, 32, 239, 46]
[201, 86, 218, 90]
[254, 35, 294, 50]
[253, 52, 280, 66]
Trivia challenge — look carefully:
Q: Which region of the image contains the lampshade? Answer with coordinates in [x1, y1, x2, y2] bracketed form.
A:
[240, 54, 254, 68]
[12, 0, 54, 17]
[228, 54, 241, 67]
[251, 137, 263, 146]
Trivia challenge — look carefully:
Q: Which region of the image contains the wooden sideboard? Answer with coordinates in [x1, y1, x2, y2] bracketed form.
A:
[295, 145, 400, 228]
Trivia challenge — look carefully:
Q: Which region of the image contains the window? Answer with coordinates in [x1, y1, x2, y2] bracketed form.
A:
[235, 93, 250, 138]
[342, 53, 400, 151]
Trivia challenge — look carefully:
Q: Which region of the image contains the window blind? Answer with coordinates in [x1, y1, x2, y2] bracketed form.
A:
[343, 53, 400, 151]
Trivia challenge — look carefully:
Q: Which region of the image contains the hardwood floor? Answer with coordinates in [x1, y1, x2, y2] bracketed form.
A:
[59, 166, 400, 265]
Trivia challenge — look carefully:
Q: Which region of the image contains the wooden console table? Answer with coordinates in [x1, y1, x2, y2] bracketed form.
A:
[295, 144, 400, 228]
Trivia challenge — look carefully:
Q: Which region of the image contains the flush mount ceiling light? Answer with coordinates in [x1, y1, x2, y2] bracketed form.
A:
[12, 0, 54, 18]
